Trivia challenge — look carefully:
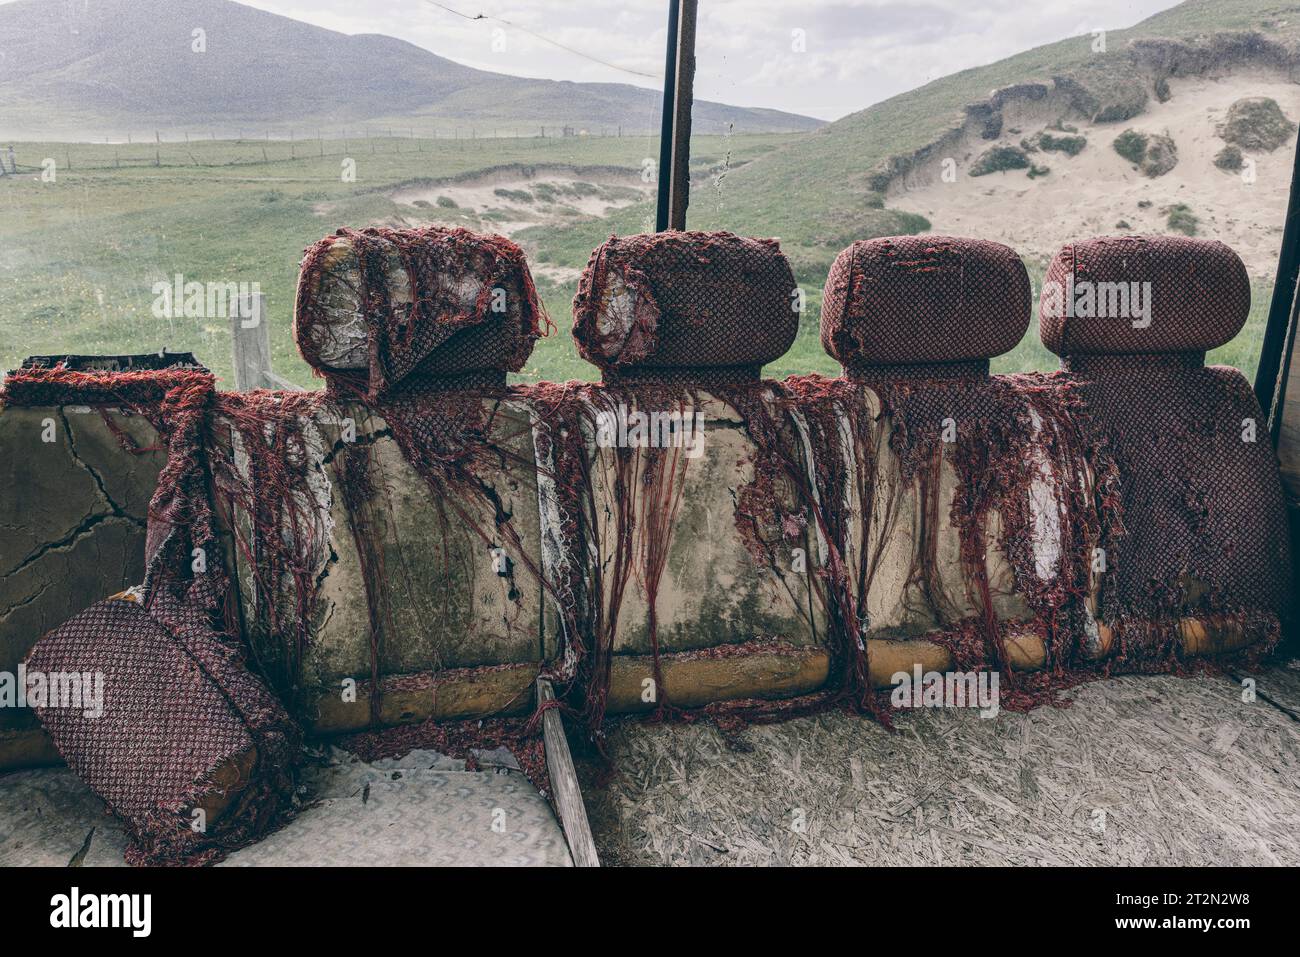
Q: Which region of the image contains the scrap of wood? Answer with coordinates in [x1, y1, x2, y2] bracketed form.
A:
[537, 678, 600, 867]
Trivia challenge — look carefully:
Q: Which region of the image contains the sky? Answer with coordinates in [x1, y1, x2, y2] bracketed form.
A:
[231, 0, 1186, 121]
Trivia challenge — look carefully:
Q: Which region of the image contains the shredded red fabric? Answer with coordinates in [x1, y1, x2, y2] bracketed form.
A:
[5, 365, 301, 866]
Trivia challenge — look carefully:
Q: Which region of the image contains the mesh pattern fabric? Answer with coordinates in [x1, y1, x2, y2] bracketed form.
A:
[295, 225, 547, 400]
[572, 230, 798, 375]
[6, 367, 302, 865]
[820, 236, 1030, 371]
[25, 597, 299, 867]
[1057, 354, 1293, 652]
[1039, 236, 1250, 356]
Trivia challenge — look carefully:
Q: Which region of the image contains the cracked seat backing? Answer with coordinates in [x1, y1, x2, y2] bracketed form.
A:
[218, 227, 555, 732]
[0, 364, 178, 769]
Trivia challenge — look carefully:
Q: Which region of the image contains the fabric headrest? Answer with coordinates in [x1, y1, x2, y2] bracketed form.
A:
[820, 236, 1030, 372]
[1039, 236, 1249, 357]
[572, 230, 798, 377]
[294, 225, 545, 399]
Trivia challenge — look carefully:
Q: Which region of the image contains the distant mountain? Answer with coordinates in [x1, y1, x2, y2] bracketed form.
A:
[0, 0, 823, 139]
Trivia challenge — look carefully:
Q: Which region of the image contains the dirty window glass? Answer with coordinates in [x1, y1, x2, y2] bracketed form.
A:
[1, 1, 1293, 386]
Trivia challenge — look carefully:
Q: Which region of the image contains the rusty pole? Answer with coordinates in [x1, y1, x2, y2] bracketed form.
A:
[655, 0, 698, 231]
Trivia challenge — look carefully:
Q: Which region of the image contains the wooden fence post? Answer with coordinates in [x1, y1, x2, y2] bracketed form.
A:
[230, 292, 301, 391]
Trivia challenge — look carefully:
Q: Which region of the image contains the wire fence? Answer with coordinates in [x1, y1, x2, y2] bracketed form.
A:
[0, 128, 680, 174]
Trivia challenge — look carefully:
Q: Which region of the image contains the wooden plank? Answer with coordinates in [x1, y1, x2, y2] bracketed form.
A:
[537, 678, 600, 867]
[264, 371, 303, 392]
[230, 291, 271, 390]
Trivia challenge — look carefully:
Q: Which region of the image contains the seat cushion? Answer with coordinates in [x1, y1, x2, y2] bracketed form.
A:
[26, 596, 299, 865]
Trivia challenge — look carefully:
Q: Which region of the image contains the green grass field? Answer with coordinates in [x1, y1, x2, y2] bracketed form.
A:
[0, 125, 1272, 388]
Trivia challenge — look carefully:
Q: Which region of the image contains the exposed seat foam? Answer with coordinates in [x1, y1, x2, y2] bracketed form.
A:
[294, 225, 545, 396]
[810, 236, 1084, 648]
[570, 232, 824, 708]
[213, 396, 551, 733]
[219, 227, 556, 733]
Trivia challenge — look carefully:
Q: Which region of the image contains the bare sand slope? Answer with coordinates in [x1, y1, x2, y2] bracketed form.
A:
[892, 72, 1300, 278]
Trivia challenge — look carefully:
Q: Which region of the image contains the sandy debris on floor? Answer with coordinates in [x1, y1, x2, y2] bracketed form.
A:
[577, 659, 1300, 866]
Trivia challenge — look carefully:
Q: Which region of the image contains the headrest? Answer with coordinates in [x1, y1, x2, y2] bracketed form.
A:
[1039, 236, 1250, 356]
[820, 236, 1030, 373]
[294, 226, 546, 398]
[572, 230, 798, 377]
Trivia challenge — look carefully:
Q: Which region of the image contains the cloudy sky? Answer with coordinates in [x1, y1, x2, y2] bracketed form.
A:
[238, 0, 1184, 121]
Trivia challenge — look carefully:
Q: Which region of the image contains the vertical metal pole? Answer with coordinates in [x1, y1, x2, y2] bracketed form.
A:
[667, 0, 698, 230]
[1255, 125, 1300, 443]
[655, 1, 680, 232]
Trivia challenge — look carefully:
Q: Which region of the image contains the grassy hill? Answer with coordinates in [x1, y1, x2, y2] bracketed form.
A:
[0, 132, 800, 386]
[528, 0, 1300, 379]
[693, 0, 1300, 247]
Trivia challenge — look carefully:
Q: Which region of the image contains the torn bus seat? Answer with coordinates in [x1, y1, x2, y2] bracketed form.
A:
[212, 392, 551, 733]
[1041, 235, 1293, 663]
[572, 230, 798, 381]
[221, 227, 554, 734]
[555, 231, 825, 723]
[802, 236, 1108, 701]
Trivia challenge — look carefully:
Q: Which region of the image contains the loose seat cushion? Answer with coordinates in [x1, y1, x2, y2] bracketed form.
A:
[26, 596, 299, 865]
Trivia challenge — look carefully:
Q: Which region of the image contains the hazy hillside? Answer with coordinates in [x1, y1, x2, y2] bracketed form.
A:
[686, 0, 1300, 271]
[2, 0, 1294, 390]
[0, 0, 822, 138]
[521, 0, 1300, 380]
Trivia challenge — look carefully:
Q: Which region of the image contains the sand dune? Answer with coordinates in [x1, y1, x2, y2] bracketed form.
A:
[891, 72, 1300, 278]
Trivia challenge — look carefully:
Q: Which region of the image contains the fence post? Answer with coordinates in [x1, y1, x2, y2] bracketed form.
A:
[231, 292, 271, 391]
[230, 292, 302, 391]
